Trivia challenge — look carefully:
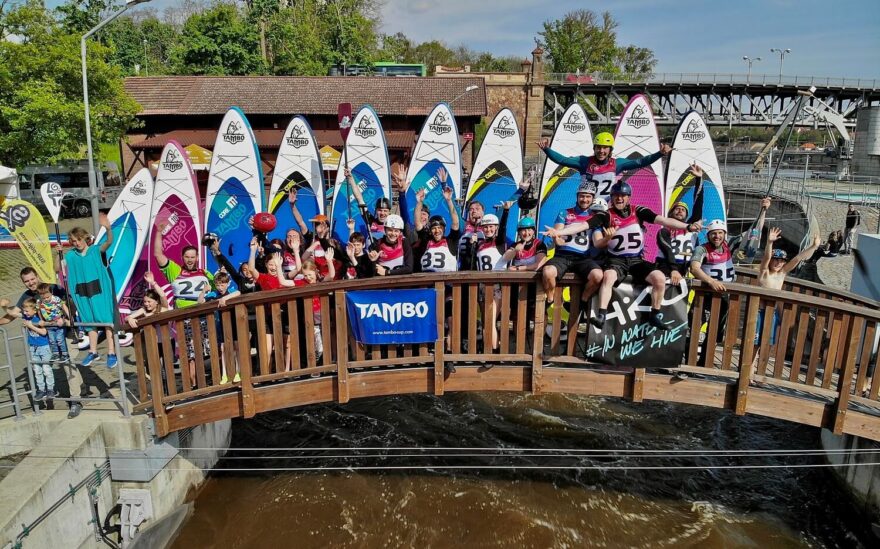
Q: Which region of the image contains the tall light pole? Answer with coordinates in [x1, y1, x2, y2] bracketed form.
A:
[770, 48, 791, 81]
[449, 84, 479, 106]
[143, 38, 149, 76]
[742, 55, 761, 83]
[82, 0, 151, 234]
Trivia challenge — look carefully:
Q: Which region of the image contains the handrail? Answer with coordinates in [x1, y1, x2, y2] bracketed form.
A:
[131, 272, 880, 441]
[543, 72, 880, 89]
[736, 268, 880, 309]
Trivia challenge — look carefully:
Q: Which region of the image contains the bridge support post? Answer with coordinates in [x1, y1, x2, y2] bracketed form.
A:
[531, 284, 546, 394]
[144, 326, 169, 437]
[832, 316, 864, 434]
[434, 282, 445, 396]
[236, 304, 256, 419]
[631, 368, 645, 403]
[335, 290, 350, 404]
[735, 295, 761, 416]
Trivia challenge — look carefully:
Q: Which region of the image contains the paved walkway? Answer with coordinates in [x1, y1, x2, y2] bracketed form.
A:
[808, 197, 878, 291]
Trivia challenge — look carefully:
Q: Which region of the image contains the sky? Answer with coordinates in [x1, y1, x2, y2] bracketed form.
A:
[50, 0, 880, 79]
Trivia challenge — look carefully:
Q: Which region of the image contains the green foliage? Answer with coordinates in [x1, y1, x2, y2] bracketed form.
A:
[614, 45, 657, 76]
[171, 2, 267, 75]
[0, 0, 140, 167]
[55, 0, 114, 35]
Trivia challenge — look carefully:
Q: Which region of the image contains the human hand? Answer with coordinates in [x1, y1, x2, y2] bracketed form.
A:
[416, 188, 426, 203]
[218, 296, 229, 307]
[346, 242, 357, 259]
[143, 271, 154, 285]
[368, 250, 380, 262]
[0, 298, 9, 308]
[288, 188, 298, 204]
[249, 237, 259, 251]
[761, 197, 771, 210]
[660, 143, 673, 156]
[376, 265, 388, 276]
[56, 317, 65, 327]
[127, 317, 138, 329]
[688, 163, 703, 178]
[671, 271, 682, 285]
[346, 218, 355, 230]
[325, 247, 334, 260]
[768, 227, 782, 243]
[502, 200, 514, 211]
[514, 241, 525, 252]
[442, 185, 453, 201]
[542, 226, 559, 239]
[710, 280, 726, 292]
[436, 166, 447, 184]
[603, 226, 617, 239]
[536, 137, 550, 150]
[99, 212, 111, 228]
[813, 233, 821, 247]
[689, 220, 703, 232]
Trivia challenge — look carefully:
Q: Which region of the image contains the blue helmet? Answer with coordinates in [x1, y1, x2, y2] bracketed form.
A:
[517, 217, 536, 230]
[771, 248, 788, 259]
[610, 182, 632, 197]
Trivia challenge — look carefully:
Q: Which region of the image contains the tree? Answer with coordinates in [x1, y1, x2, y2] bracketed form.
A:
[266, 2, 330, 75]
[170, 2, 267, 75]
[0, 1, 140, 167]
[614, 45, 657, 76]
[538, 10, 620, 74]
[55, 0, 115, 35]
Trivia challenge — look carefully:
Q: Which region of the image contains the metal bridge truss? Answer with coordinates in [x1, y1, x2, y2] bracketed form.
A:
[543, 81, 880, 132]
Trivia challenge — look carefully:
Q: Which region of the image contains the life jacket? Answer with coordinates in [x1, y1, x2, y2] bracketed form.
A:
[512, 239, 541, 267]
[476, 239, 505, 271]
[420, 238, 457, 273]
[701, 241, 735, 282]
[171, 269, 211, 303]
[282, 250, 298, 274]
[558, 207, 594, 255]
[377, 237, 405, 269]
[659, 228, 697, 264]
[586, 157, 617, 201]
[607, 207, 645, 257]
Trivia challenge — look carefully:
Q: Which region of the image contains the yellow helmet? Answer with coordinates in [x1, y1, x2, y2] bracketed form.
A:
[593, 132, 615, 148]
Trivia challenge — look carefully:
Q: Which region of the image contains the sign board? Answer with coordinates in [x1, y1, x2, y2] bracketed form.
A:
[346, 289, 438, 345]
[319, 145, 342, 170]
[462, 132, 474, 141]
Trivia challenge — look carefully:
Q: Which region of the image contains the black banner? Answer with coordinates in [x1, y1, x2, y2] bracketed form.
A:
[583, 281, 688, 368]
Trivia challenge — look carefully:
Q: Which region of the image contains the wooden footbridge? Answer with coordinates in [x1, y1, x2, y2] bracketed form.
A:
[131, 271, 880, 441]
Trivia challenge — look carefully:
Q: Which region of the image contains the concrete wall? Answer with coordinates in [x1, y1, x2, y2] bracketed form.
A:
[822, 429, 880, 521]
[853, 106, 880, 177]
[0, 415, 230, 549]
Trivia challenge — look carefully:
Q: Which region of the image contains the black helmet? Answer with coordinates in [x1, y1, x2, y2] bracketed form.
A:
[375, 197, 392, 210]
[428, 215, 446, 229]
[610, 182, 632, 196]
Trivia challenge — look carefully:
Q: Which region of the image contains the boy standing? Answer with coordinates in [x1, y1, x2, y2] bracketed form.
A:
[36, 282, 70, 363]
[21, 299, 55, 400]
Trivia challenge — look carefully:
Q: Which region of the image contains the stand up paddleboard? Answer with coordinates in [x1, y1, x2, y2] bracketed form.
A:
[613, 94, 665, 261]
[149, 141, 203, 304]
[404, 103, 462, 233]
[206, 107, 264, 272]
[466, 108, 524, 246]
[537, 103, 593, 248]
[268, 116, 324, 242]
[331, 105, 391, 243]
[95, 168, 154, 319]
[666, 111, 726, 241]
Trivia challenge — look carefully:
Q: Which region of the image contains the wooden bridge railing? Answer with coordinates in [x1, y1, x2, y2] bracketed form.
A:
[131, 272, 880, 440]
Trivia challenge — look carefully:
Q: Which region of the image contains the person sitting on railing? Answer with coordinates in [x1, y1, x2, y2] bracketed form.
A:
[689, 219, 736, 366]
[461, 205, 511, 273]
[656, 164, 706, 285]
[540, 180, 604, 312]
[155, 221, 215, 384]
[550, 182, 701, 330]
[536, 133, 672, 202]
[197, 271, 241, 384]
[503, 218, 547, 273]
[368, 214, 413, 276]
[415, 171, 461, 274]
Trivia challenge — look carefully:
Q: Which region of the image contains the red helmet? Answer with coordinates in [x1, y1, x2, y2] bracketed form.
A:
[252, 212, 277, 233]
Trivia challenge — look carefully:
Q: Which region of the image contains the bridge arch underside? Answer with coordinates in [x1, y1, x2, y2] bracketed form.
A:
[159, 363, 880, 441]
[132, 271, 880, 441]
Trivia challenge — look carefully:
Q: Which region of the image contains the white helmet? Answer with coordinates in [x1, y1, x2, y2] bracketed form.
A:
[480, 214, 499, 226]
[384, 214, 404, 230]
[590, 198, 608, 212]
[706, 219, 727, 233]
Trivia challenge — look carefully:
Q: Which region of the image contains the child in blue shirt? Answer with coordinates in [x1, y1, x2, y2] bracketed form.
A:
[20, 298, 55, 400]
[36, 282, 70, 363]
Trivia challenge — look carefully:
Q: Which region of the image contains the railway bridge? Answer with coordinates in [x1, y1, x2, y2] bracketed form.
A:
[130, 270, 880, 442]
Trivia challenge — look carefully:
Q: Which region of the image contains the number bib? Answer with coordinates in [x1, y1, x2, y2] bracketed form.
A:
[586, 157, 617, 202]
[171, 270, 210, 301]
[659, 229, 696, 264]
[476, 244, 504, 271]
[558, 207, 594, 255]
[378, 239, 404, 269]
[607, 209, 644, 257]
[701, 242, 735, 282]
[421, 240, 457, 273]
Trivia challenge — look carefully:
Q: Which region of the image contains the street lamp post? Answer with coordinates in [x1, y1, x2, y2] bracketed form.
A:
[449, 84, 479, 106]
[143, 38, 149, 76]
[770, 48, 791, 81]
[81, 0, 151, 234]
[742, 56, 761, 84]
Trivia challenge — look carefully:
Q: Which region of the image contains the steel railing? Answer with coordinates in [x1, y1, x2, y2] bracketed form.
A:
[544, 72, 879, 89]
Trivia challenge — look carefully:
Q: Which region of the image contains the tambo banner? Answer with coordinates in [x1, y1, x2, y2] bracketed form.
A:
[0, 198, 54, 283]
[584, 281, 688, 368]
[346, 289, 438, 345]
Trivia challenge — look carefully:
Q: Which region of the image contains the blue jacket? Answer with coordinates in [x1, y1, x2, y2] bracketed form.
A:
[544, 148, 663, 175]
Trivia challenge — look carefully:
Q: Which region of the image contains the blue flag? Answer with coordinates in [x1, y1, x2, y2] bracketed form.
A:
[345, 289, 438, 345]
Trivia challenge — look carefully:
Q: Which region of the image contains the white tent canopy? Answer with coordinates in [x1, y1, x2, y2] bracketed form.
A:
[0, 165, 18, 198]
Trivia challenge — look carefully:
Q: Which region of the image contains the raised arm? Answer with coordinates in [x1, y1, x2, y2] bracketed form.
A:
[153, 221, 169, 266]
[344, 168, 367, 208]
[761, 227, 781, 273]
[784, 233, 821, 274]
[248, 237, 260, 274]
[98, 212, 113, 254]
[414, 188, 427, 231]
[288, 189, 309, 233]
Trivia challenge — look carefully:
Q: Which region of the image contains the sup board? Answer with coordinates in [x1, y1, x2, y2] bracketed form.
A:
[613, 94, 665, 261]
[206, 107, 264, 273]
[466, 108, 524, 245]
[331, 105, 391, 243]
[666, 111, 725, 242]
[149, 140, 203, 304]
[537, 103, 593, 247]
[404, 103, 462, 233]
[268, 116, 324, 241]
[94, 168, 154, 318]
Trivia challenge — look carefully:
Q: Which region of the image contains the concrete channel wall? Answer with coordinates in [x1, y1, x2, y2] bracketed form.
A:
[0, 414, 230, 548]
[822, 429, 880, 522]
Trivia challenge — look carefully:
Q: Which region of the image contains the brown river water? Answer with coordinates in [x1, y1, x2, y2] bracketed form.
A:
[171, 390, 872, 548]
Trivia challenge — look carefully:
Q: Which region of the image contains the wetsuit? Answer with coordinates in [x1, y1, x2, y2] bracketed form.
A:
[543, 148, 664, 200]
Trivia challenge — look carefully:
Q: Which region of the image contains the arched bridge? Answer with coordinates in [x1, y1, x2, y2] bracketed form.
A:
[131, 271, 880, 441]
